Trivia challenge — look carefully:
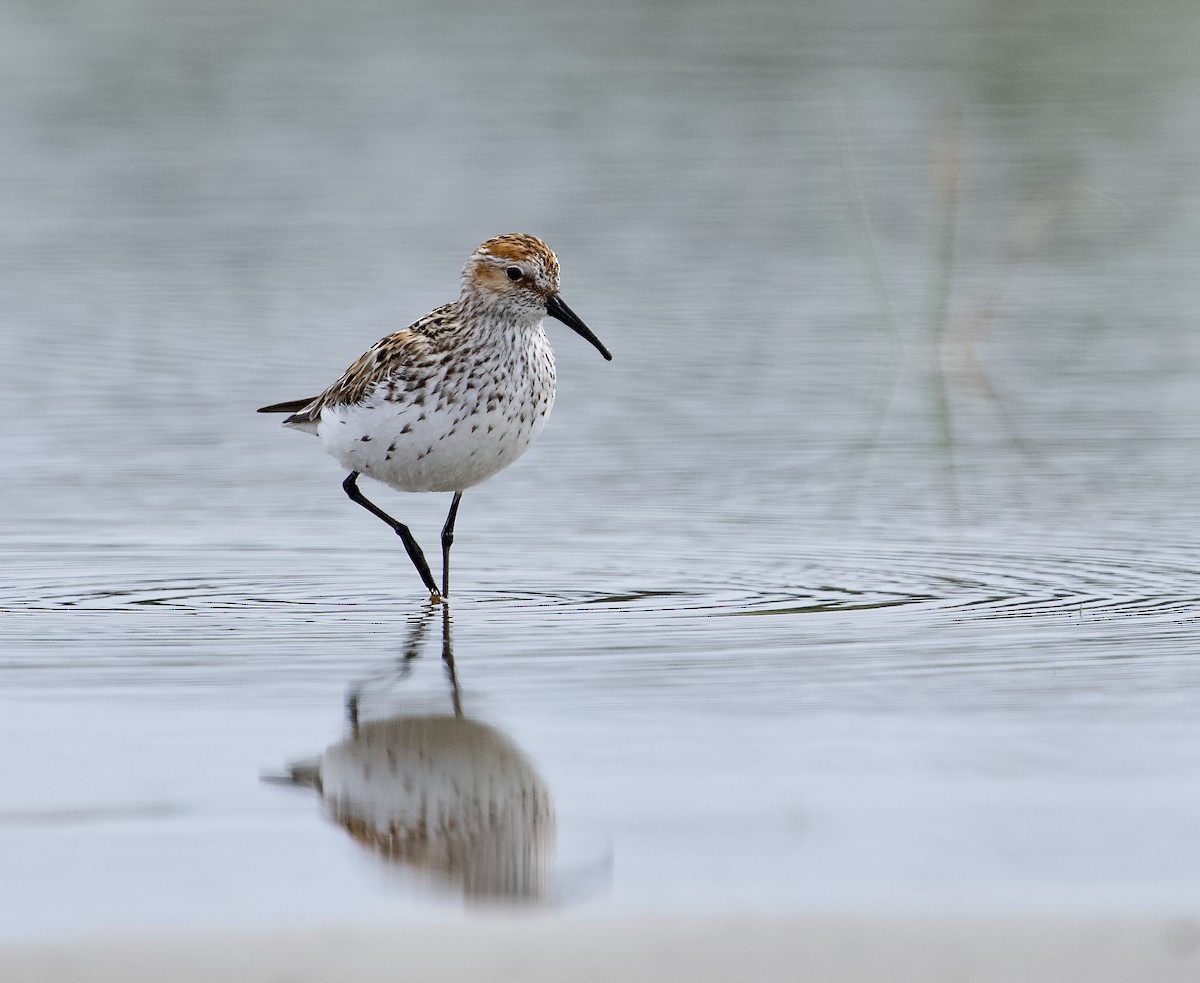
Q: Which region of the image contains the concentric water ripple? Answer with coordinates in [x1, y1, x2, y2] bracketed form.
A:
[4, 538, 1198, 625]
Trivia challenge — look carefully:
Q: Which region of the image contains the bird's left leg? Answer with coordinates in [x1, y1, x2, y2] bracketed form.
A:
[440, 491, 463, 598]
[342, 471, 440, 598]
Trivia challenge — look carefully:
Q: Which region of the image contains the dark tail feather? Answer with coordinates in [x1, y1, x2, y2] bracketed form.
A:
[257, 397, 317, 414]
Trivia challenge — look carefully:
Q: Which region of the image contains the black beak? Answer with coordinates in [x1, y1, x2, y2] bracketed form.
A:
[546, 293, 612, 361]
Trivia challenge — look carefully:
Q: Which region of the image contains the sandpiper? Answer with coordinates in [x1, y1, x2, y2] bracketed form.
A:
[258, 233, 611, 600]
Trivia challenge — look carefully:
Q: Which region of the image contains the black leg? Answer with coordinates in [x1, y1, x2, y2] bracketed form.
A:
[440, 491, 463, 598]
[342, 472, 439, 597]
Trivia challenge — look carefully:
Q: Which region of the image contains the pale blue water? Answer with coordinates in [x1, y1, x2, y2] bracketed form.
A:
[2, 0, 1200, 943]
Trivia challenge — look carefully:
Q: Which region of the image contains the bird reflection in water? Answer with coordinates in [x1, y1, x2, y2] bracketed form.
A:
[281, 604, 555, 903]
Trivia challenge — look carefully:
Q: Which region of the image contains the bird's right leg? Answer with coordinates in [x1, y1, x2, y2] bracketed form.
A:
[342, 472, 440, 598]
[440, 491, 463, 599]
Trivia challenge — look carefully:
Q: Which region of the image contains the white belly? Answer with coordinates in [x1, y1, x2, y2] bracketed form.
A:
[316, 376, 555, 493]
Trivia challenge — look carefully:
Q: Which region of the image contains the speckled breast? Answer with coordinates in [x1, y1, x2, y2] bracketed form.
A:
[317, 342, 557, 493]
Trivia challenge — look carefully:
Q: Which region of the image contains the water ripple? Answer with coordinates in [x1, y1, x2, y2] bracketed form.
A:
[2, 538, 1197, 627]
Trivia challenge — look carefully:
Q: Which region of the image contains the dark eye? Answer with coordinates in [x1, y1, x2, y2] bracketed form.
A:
[505, 266, 524, 281]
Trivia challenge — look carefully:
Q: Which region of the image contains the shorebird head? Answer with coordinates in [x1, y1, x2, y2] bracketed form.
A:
[461, 234, 612, 360]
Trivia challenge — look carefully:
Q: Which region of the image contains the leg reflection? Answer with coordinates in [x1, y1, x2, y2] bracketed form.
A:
[346, 601, 438, 734]
[442, 602, 462, 718]
[345, 600, 463, 731]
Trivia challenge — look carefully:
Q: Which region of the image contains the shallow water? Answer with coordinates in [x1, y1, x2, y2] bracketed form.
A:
[3, 0, 1200, 943]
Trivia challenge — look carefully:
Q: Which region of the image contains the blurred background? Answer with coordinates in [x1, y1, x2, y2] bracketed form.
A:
[2, 0, 1199, 942]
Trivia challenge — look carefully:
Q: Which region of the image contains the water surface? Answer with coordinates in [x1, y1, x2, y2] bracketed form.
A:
[2, 0, 1200, 943]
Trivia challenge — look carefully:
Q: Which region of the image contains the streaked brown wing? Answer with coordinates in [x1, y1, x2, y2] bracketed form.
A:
[258, 303, 457, 423]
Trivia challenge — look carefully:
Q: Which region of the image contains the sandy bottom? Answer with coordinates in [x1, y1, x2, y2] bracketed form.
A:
[5, 913, 1200, 983]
